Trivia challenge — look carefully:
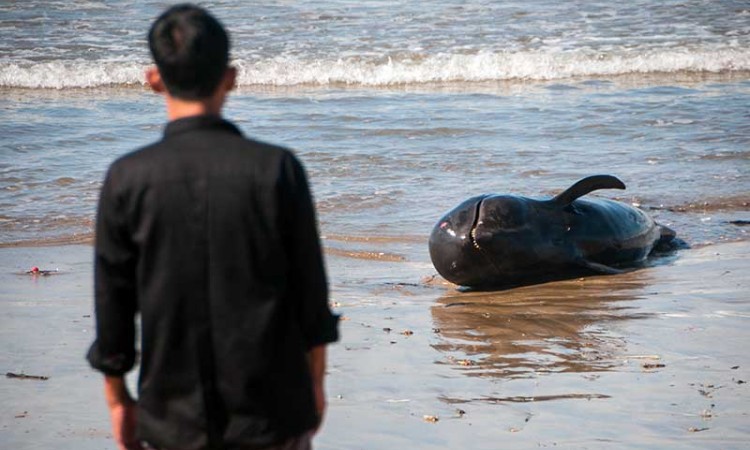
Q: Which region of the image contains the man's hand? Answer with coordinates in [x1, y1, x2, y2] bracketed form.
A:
[307, 345, 327, 434]
[312, 377, 326, 428]
[104, 376, 144, 450]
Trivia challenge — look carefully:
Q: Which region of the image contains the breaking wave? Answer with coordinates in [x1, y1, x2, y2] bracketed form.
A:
[2, 48, 749, 89]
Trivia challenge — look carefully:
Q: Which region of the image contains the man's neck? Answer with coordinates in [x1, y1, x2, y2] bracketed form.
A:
[165, 96, 223, 121]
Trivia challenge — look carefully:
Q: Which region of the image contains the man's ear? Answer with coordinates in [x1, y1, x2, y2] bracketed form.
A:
[146, 67, 166, 93]
[223, 66, 237, 92]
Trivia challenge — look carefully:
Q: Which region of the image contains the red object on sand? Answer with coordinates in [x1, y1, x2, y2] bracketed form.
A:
[26, 266, 57, 276]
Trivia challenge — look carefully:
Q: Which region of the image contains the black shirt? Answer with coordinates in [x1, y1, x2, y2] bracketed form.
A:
[87, 115, 339, 450]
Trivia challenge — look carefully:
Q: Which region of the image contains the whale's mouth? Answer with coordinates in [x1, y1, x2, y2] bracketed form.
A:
[469, 197, 484, 250]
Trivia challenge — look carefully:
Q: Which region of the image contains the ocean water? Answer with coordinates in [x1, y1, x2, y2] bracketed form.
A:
[1, 0, 749, 254]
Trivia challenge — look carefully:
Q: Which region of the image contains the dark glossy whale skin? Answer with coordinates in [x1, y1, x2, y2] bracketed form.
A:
[429, 177, 673, 288]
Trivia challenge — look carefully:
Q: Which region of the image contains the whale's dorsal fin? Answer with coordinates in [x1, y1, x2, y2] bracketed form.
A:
[552, 175, 626, 206]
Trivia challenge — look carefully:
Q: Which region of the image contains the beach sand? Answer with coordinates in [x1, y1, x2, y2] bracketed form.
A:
[1, 241, 748, 449]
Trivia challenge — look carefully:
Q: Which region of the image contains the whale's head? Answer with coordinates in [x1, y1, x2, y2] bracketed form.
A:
[429, 195, 557, 287]
[429, 195, 490, 286]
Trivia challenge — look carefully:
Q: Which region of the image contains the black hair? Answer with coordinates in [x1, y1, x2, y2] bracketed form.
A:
[148, 4, 230, 100]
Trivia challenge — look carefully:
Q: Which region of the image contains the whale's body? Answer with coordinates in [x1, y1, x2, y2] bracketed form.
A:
[428, 175, 678, 288]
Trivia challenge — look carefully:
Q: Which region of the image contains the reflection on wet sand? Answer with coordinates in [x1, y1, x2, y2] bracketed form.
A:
[442, 392, 612, 405]
[0, 233, 94, 248]
[321, 233, 421, 262]
[325, 246, 406, 262]
[432, 270, 655, 378]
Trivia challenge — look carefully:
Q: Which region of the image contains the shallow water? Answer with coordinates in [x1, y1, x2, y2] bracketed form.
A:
[2, 75, 749, 249]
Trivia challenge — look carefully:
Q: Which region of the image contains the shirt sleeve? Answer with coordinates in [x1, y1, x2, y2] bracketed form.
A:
[86, 165, 138, 376]
[279, 152, 339, 349]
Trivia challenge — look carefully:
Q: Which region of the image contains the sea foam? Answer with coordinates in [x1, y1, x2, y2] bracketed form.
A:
[0, 61, 146, 89]
[2, 49, 749, 89]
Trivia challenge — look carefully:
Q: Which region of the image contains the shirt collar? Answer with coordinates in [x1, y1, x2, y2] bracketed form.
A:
[163, 114, 242, 138]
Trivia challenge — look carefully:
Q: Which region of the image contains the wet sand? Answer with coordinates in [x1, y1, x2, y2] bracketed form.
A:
[1, 242, 748, 449]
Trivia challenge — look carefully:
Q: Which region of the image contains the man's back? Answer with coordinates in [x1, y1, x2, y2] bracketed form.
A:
[90, 115, 337, 449]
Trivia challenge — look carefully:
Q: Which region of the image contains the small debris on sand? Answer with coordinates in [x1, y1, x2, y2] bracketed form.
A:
[688, 427, 709, 433]
[6, 372, 49, 381]
[694, 383, 723, 398]
[626, 355, 661, 360]
[401, 330, 414, 336]
[423, 415, 439, 423]
[641, 362, 666, 369]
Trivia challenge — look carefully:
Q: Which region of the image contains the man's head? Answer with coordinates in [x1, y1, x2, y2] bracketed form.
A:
[148, 4, 230, 100]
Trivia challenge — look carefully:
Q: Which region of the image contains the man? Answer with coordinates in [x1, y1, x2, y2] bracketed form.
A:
[87, 5, 339, 450]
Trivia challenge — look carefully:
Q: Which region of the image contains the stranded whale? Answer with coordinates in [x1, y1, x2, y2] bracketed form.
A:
[428, 175, 681, 288]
